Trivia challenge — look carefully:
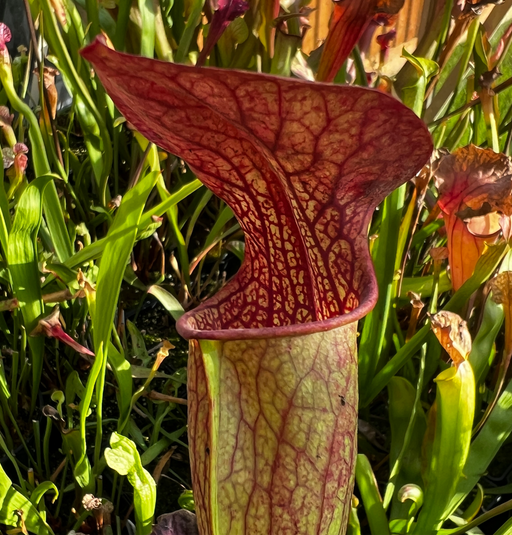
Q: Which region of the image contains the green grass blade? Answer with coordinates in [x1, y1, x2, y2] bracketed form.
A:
[8, 176, 53, 413]
[355, 454, 391, 535]
[363, 242, 509, 406]
[147, 285, 184, 320]
[359, 187, 405, 392]
[76, 171, 159, 488]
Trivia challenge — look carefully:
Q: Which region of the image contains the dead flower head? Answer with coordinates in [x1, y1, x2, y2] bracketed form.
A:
[434, 145, 512, 290]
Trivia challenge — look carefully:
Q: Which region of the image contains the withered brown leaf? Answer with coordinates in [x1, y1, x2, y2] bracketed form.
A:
[430, 311, 472, 366]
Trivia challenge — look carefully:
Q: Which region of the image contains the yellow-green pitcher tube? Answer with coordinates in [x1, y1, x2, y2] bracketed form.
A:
[413, 360, 475, 535]
[188, 327, 358, 535]
[179, 301, 387, 535]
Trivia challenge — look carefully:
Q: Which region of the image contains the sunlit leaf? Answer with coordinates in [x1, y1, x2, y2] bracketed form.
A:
[105, 433, 156, 535]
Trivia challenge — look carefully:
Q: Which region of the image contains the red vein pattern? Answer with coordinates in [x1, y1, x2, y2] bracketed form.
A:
[81, 39, 432, 535]
[188, 328, 358, 535]
[82, 39, 431, 340]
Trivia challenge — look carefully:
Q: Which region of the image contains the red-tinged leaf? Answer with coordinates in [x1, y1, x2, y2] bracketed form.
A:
[31, 307, 95, 357]
[81, 38, 431, 535]
[317, 0, 374, 83]
[198, 0, 249, 66]
[316, 0, 404, 83]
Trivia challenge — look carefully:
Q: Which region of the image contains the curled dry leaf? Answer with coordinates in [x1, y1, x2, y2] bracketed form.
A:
[0, 106, 11, 125]
[408, 291, 424, 309]
[82, 495, 102, 511]
[434, 145, 512, 290]
[0, 106, 15, 147]
[34, 67, 60, 122]
[490, 271, 512, 358]
[2, 147, 14, 169]
[406, 291, 424, 341]
[430, 311, 472, 366]
[151, 510, 199, 535]
[490, 271, 512, 307]
[82, 494, 114, 535]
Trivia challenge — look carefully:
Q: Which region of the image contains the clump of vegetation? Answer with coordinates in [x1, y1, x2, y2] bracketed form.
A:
[1, 1, 512, 535]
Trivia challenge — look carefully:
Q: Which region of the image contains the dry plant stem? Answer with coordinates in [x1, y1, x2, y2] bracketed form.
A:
[22, 0, 65, 169]
[128, 143, 153, 190]
[429, 76, 512, 127]
[406, 296, 425, 342]
[146, 391, 188, 405]
[50, 457, 67, 483]
[153, 446, 177, 483]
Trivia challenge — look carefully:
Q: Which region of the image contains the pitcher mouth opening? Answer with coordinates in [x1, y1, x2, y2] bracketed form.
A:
[176, 252, 378, 341]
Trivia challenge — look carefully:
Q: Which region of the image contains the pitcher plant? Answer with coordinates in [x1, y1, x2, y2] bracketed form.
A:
[81, 38, 432, 535]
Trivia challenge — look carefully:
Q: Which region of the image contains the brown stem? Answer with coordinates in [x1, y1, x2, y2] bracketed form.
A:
[429, 76, 512, 127]
[22, 0, 65, 169]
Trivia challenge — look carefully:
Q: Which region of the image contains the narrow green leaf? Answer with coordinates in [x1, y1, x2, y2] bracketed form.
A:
[140, 427, 186, 466]
[355, 454, 391, 535]
[94, 170, 159, 348]
[8, 176, 52, 411]
[413, 361, 475, 534]
[147, 285, 184, 321]
[469, 297, 503, 385]
[360, 186, 406, 392]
